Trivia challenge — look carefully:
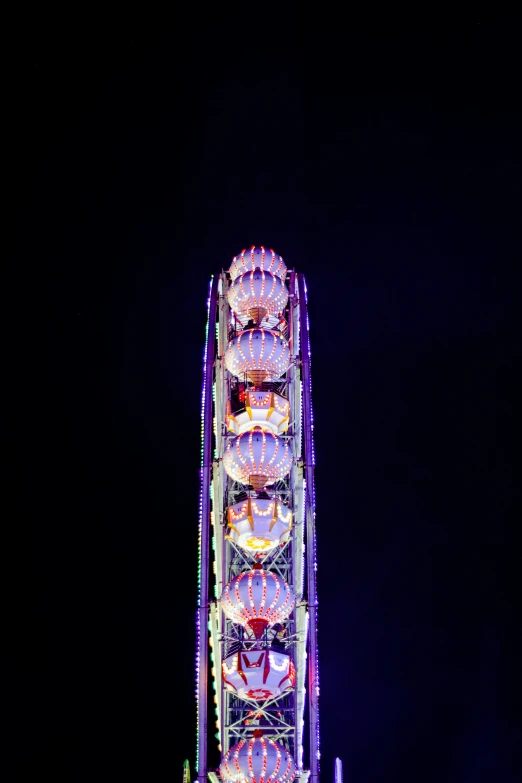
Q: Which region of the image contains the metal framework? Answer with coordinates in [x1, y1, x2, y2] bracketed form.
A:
[195, 257, 319, 783]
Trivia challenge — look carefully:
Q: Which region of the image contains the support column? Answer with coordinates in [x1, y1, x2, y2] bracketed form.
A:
[197, 275, 220, 783]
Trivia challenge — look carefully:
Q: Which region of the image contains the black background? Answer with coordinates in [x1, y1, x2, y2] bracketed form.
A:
[9, 15, 521, 783]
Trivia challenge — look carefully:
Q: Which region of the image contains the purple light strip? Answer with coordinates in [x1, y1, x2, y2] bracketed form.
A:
[298, 273, 320, 783]
[196, 275, 219, 783]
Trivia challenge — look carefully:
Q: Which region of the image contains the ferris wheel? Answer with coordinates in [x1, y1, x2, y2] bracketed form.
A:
[194, 247, 320, 783]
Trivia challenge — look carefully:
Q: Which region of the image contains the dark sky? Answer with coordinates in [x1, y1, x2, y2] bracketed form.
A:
[10, 17, 521, 783]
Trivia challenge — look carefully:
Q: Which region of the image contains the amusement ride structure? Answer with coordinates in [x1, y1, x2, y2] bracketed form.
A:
[192, 246, 324, 783]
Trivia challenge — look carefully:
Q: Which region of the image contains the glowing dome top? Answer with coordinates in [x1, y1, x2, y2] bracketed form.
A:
[223, 427, 293, 491]
[227, 269, 289, 325]
[220, 564, 295, 638]
[219, 732, 297, 783]
[229, 246, 287, 282]
[225, 328, 291, 386]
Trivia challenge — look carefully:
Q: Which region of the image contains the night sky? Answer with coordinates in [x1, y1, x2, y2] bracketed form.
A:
[10, 18, 521, 783]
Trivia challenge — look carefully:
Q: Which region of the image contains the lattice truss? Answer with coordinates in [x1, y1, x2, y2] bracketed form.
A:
[196, 261, 319, 783]
[211, 271, 305, 758]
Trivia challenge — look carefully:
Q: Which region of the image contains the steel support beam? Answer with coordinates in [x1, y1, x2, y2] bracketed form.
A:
[298, 273, 320, 783]
[197, 275, 219, 783]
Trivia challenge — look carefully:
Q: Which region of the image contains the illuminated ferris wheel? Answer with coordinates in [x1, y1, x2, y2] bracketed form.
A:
[194, 247, 320, 783]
